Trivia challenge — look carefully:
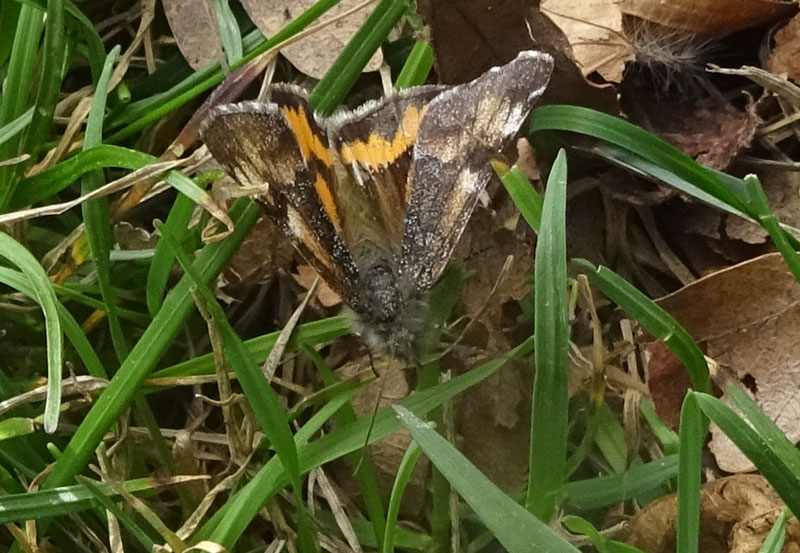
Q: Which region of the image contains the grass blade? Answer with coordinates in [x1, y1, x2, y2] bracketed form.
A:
[676, 393, 706, 553]
[395, 406, 580, 553]
[157, 221, 316, 553]
[527, 149, 569, 520]
[394, 40, 434, 89]
[497, 162, 542, 232]
[42, 198, 259, 489]
[382, 442, 423, 553]
[0, 232, 63, 433]
[82, 45, 128, 361]
[309, 0, 413, 115]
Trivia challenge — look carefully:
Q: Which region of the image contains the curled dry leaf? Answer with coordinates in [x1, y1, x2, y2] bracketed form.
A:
[621, 0, 796, 35]
[420, 0, 619, 113]
[622, 91, 761, 171]
[656, 253, 800, 472]
[645, 341, 693, 431]
[541, 0, 633, 83]
[767, 13, 800, 85]
[163, 0, 224, 70]
[240, 0, 382, 79]
[624, 474, 800, 553]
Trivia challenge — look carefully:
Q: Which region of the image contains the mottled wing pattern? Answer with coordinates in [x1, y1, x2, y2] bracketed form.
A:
[400, 51, 554, 290]
[200, 90, 361, 306]
[328, 86, 446, 252]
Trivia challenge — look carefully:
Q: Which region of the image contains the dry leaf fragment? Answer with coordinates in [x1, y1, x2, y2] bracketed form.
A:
[767, 13, 800, 85]
[624, 474, 800, 553]
[163, 0, 224, 70]
[657, 253, 800, 472]
[240, 0, 382, 79]
[541, 0, 632, 82]
[621, 0, 796, 35]
[622, 91, 761, 170]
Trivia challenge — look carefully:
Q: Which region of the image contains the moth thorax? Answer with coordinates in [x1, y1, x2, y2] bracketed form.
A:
[359, 259, 404, 323]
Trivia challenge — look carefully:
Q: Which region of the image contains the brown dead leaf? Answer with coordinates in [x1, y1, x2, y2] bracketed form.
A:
[541, 0, 632, 83]
[418, 0, 536, 84]
[657, 253, 800, 472]
[768, 13, 800, 84]
[223, 215, 294, 286]
[294, 264, 342, 308]
[241, 0, 381, 79]
[646, 341, 693, 431]
[163, 0, 224, 70]
[622, 92, 761, 170]
[621, 0, 796, 35]
[725, 167, 800, 245]
[624, 474, 800, 553]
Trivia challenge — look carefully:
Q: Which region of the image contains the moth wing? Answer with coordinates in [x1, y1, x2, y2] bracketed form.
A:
[329, 86, 446, 254]
[400, 50, 554, 290]
[201, 89, 362, 307]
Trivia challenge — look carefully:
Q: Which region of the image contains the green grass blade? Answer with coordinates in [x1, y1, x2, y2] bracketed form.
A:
[640, 398, 679, 455]
[42, 198, 259, 489]
[0, 107, 33, 147]
[743, 174, 800, 281]
[75, 476, 157, 551]
[530, 105, 748, 215]
[0, 1, 21, 66]
[82, 45, 128, 361]
[0, 3, 44, 208]
[561, 455, 678, 510]
[394, 40, 433, 89]
[210, 0, 242, 66]
[0, 266, 106, 378]
[0, 476, 182, 523]
[676, 393, 706, 553]
[572, 259, 710, 394]
[19, 0, 65, 184]
[498, 162, 543, 232]
[0, 232, 63, 433]
[146, 192, 196, 315]
[157, 221, 316, 553]
[395, 406, 581, 553]
[12, 145, 163, 207]
[693, 387, 800, 514]
[759, 509, 789, 553]
[527, 149, 569, 520]
[309, 0, 413, 115]
[105, 0, 343, 143]
[195, 338, 533, 547]
[382, 442, 423, 553]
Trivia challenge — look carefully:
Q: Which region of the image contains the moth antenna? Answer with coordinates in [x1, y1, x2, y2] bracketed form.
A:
[354, 349, 383, 475]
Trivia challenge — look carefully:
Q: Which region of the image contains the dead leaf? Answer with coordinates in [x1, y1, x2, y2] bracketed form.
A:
[223, 215, 294, 286]
[767, 13, 800, 85]
[418, 0, 536, 84]
[163, 0, 224, 70]
[646, 341, 693, 431]
[656, 253, 800, 472]
[725, 167, 800, 245]
[621, 92, 761, 170]
[240, 0, 381, 79]
[624, 474, 800, 553]
[294, 264, 342, 308]
[620, 0, 796, 35]
[541, 0, 632, 83]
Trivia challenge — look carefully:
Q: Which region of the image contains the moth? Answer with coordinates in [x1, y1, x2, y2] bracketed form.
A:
[201, 50, 554, 361]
